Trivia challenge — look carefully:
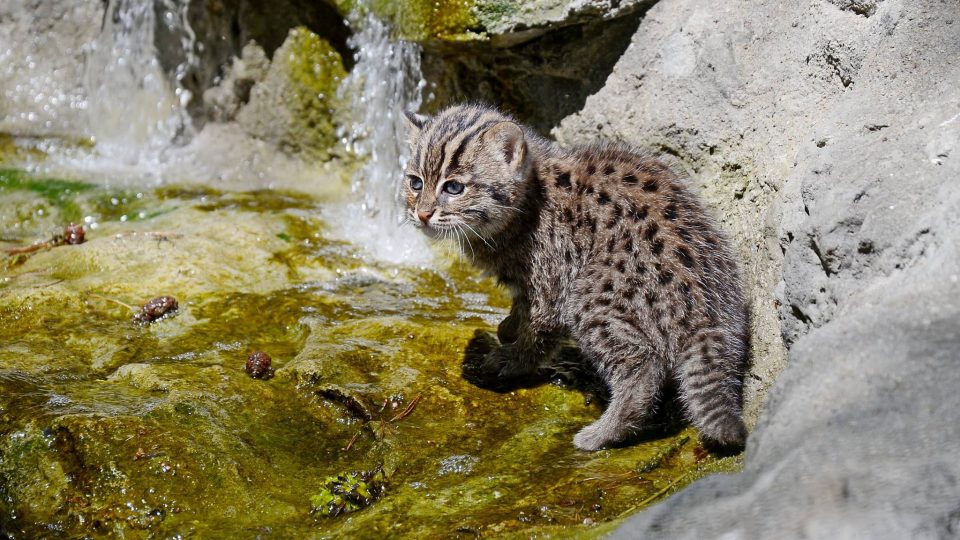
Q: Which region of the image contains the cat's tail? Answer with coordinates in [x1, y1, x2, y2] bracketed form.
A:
[676, 329, 748, 451]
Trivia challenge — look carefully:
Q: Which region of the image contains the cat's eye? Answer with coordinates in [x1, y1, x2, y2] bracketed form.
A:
[442, 181, 464, 195]
[408, 175, 423, 191]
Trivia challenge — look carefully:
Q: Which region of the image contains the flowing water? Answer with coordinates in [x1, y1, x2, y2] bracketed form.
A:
[82, 0, 193, 165]
[0, 2, 737, 537]
[329, 1, 432, 265]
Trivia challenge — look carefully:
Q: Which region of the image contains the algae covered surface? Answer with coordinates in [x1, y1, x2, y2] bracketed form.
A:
[0, 167, 739, 538]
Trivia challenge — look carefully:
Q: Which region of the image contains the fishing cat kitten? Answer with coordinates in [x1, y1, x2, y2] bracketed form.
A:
[402, 103, 749, 451]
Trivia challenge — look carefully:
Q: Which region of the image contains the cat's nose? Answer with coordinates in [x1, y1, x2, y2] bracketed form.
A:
[417, 209, 435, 224]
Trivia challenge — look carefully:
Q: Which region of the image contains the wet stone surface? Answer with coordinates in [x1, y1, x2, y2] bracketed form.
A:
[0, 168, 739, 538]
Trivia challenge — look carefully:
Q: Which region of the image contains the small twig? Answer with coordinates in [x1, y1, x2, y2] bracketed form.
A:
[4, 241, 53, 255]
[632, 473, 691, 510]
[89, 293, 138, 312]
[389, 394, 422, 423]
[112, 231, 183, 241]
[343, 430, 362, 452]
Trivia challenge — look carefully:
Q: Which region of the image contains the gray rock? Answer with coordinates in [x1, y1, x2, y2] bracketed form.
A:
[201, 41, 270, 123]
[614, 277, 960, 539]
[555, 0, 960, 536]
[476, 0, 656, 47]
[422, 7, 648, 133]
[235, 27, 346, 161]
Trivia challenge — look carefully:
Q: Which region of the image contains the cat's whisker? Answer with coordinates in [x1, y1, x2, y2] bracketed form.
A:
[460, 221, 495, 250]
[455, 224, 476, 258]
[439, 226, 459, 258]
[455, 226, 468, 259]
[441, 229, 453, 255]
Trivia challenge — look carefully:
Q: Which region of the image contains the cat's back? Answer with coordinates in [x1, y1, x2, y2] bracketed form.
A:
[535, 141, 747, 331]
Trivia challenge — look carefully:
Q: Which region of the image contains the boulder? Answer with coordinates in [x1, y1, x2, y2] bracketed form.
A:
[552, 0, 960, 536]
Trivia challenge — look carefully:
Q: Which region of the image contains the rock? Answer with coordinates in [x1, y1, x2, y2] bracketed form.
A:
[613, 281, 960, 539]
[421, 10, 646, 133]
[108, 363, 171, 392]
[827, 0, 884, 17]
[154, 0, 351, 127]
[202, 42, 270, 123]
[551, 0, 960, 536]
[338, 0, 653, 44]
[236, 27, 347, 161]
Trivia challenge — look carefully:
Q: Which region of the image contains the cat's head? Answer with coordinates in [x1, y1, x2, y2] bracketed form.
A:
[402, 104, 531, 242]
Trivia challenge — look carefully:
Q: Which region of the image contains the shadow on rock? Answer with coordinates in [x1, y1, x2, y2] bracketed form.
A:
[462, 330, 720, 452]
[460, 329, 607, 397]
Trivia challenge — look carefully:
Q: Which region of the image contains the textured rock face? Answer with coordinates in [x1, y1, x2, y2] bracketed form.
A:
[236, 27, 346, 161]
[421, 11, 647, 133]
[332, 0, 653, 43]
[555, 0, 960, 536]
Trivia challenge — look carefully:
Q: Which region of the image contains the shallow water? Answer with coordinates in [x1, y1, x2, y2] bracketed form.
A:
[0, 165, 739, 538]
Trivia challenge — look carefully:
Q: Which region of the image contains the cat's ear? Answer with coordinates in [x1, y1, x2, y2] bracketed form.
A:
[403, 110, 428, 140]
[483, 121, 526, 171]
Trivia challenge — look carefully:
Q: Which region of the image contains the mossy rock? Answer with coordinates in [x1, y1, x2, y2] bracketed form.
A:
[328, 0, 641, 44]
[238, 27, 347, 161]
[1, 169, 742, 538]
[360, 0, 484, 42]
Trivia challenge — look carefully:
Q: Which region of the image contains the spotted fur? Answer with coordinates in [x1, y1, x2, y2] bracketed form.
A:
[403, 104, 749, 451]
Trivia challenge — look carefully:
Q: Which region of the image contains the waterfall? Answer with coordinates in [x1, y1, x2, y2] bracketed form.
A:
[330, 2, 434, 266]
[79, 0, 194, 169]
[4, 0, 435, 265]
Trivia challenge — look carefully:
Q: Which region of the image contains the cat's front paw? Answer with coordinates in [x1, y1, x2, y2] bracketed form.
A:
[480, 344, 513, 375]
[481, 344, 536, 380]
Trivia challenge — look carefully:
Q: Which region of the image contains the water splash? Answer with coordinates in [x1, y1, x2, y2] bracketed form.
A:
[331, 2, 434, 265]
[0, 2, 93, 137]
[78, 0, 193, 169]
[4, 0, 435, 264]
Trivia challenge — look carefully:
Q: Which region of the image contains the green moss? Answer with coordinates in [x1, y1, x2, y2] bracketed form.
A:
[0, 135, 20, 165]
[331, 0, 537, 42]
[310, 468, 387, 517]
[285, 27, 347, 158]
[332, 0, 482, 41]
[0, 168, 93, 223]
[0, 134, 55, 165]
[0, 428, 70, 528]
[474, 0, 523, 28]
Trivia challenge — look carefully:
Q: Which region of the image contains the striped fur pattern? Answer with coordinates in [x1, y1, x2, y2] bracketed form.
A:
[402, 103, 749, 451]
